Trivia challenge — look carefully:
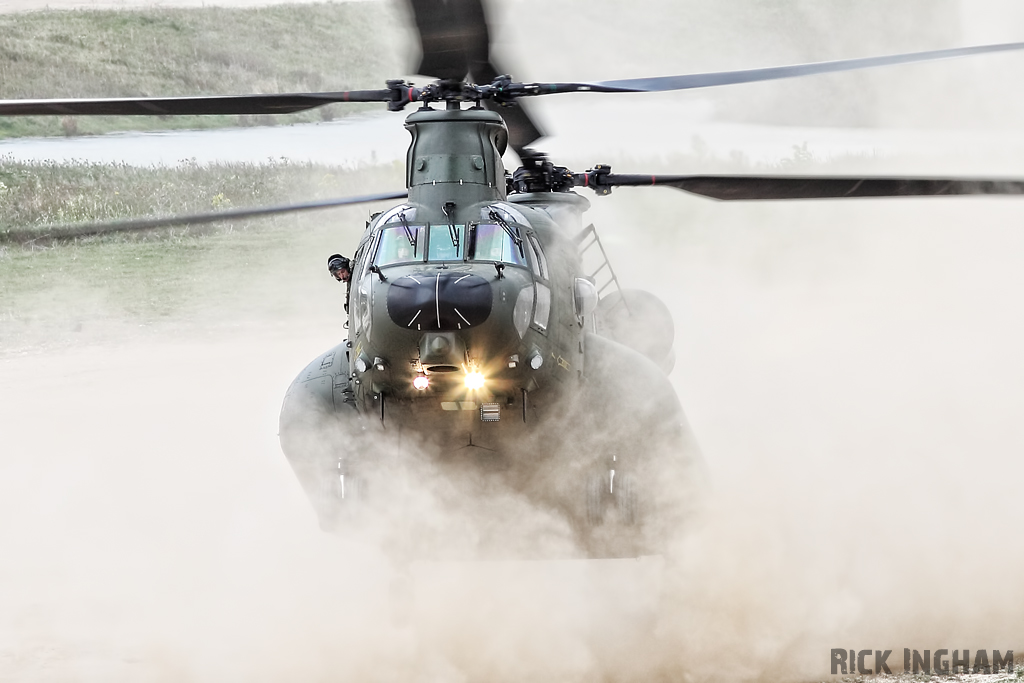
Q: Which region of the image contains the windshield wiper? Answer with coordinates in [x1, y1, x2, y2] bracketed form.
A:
[489, 209, 524, 258]
[398, 211, 417, 256]
[442, 202, 460, 251]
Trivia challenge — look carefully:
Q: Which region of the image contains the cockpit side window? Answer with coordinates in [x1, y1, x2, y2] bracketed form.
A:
[427, 224, 465, 261]
[373, 225, 425, 266]
[527, 234, 548, 280]
[522, 232, 549, 281]
[352, 233, 370, 275]
[469, 224, 527, 266]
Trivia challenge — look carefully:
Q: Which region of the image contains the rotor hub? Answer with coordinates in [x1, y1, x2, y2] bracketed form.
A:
[509, 151, 575, 194]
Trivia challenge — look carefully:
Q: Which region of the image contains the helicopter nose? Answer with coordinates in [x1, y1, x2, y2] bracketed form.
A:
[387, 271, 492, 331]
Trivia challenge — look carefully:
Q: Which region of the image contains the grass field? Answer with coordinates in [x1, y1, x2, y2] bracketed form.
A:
[0, 159, 405, 352]
[0, 157, 400, 237]
[0, 2, 404, 138]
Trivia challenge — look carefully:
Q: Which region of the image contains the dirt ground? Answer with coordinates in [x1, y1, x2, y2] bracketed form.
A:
[6, 189, 1024, 682]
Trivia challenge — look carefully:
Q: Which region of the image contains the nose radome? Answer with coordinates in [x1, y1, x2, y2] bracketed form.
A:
[387, 271, 492, 331]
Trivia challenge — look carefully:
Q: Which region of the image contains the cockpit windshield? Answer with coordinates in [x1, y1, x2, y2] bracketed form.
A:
[373, 220, 531, 267]
[470, 223, 527, 266]
[374, 224, 425, 266]
[427, 224, 465, 261]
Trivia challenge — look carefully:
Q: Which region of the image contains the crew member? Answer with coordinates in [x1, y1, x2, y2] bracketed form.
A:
[327, 254, 352, 312]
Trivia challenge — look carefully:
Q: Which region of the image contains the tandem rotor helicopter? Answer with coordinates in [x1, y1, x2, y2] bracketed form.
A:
[6, 0, 1024, 556]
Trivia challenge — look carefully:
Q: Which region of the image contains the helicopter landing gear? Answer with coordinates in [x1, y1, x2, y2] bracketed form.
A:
[616, 473, 638, 527]
[585, 475, 604, 526]
[581, 466, 644, 558]
[584, 466, 639, 528]
[314, 463, 366, 532]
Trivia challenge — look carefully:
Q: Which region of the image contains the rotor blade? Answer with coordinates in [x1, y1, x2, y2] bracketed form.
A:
[473, 51, 545, 154]
[0, 90, 393, 117]
[534, 41, 1024, 95]
[464, 24, 545, 154]
[407, 0, 490, 81]
[581, 174, 1024, 200]
[407, 0, 545, 154]
[4, 190, 409, 244]
[484, 99, 544, 155]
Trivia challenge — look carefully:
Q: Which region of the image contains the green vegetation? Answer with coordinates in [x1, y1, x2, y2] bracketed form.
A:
[0, 157, 400, 239]
[0, 159, 404, 352]
[0, 2, 404, 138]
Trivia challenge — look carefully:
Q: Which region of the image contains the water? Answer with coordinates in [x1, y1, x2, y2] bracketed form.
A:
[3, 102, 1024, 176]
[0, 113, 409, 168]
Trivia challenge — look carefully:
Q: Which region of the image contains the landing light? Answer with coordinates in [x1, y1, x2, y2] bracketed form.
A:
[413, 375, 430, 391]
[464, 371, 485, 390]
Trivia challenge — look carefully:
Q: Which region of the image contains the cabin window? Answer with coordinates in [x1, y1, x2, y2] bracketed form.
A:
[427, 224, 465, 261]
[533, 283, 551, 331]
[373, 225, 425, 266]
[513, 286, 534, 338]
[469, 223, 527, 265]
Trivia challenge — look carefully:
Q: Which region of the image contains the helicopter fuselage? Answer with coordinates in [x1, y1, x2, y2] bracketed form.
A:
[339, 108, 592, 438]
[279, 105, 699, 553]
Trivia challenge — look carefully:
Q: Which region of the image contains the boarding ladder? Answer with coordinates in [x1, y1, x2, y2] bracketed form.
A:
[573, 223, 629, 314]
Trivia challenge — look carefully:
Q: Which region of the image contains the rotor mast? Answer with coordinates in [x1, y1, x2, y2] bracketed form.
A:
[403, 105, 509, 216]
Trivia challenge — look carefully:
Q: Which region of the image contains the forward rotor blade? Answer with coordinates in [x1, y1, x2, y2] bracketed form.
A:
[471, 60, 544, 154]
[5, 190, 409, 244]
[407, 0, 490, 81]
[537, 42, 1024, 95]
[0, 90, 393, 117]
[406, 0, 544, 152]
[485, 99, 544, 156]
[579, 174, 1024, 200]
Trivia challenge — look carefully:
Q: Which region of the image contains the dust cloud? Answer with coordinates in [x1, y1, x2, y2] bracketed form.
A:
[4, 1, 1024, 682]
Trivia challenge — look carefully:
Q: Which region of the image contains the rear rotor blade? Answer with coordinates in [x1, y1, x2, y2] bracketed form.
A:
[5, 190, 409, 244]
[536, 42, 1024, 95]
[0, 90, 393, 117]
[579, 173, 1024, 200]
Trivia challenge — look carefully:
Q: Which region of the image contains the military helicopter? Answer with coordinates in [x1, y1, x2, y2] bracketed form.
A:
[6, 0, 1024, 556]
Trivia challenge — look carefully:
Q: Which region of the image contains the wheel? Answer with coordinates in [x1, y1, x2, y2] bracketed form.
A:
[315, 470, 366, 532]
[585, 474, 606, 526]
[615, 473, 639, 526]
